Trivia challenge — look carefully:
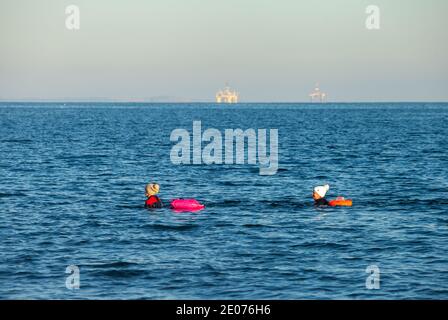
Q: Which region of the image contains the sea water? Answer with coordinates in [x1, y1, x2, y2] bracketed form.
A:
[0, 102, 447, 299]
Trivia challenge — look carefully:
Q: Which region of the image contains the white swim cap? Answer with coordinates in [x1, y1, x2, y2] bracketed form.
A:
[314, 184, 330, 198]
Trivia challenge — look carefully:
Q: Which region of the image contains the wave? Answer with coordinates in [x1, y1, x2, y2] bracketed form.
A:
[146, 223, 199, 231]
[242, 223, 276, 229]
[0, 192, 27, 198]
[83, 261, 140, 269]
[0, 139, 33, 144]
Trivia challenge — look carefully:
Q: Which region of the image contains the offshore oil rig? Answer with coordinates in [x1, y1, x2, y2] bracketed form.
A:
[309, 83, 327, 103]
[216, 83, 239, 103]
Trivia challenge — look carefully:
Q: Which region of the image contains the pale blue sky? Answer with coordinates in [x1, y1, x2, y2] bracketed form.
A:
[1, 0, 447, 102]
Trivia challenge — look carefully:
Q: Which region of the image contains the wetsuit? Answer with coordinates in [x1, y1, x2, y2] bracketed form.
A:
[145, 195, 163, 208]
[314, 198, 329, 206]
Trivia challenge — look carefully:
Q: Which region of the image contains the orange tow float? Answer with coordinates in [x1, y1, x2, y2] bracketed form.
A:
[329, 196, 353, 207]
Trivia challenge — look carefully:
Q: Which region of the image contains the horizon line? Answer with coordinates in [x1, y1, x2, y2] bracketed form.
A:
[1, 100, 448, 104]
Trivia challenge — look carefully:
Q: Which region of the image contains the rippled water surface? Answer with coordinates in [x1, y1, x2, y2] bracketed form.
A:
[0, 103, 447, 299]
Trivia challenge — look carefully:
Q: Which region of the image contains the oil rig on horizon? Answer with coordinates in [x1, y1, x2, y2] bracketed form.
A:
[309, 83, 327, 103]
[216, 83, 239, 103]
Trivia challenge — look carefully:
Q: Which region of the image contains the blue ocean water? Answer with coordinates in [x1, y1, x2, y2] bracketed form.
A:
[0, 102, 447, 299]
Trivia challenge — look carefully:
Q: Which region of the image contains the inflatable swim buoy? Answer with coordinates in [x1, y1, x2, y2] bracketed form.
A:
[329, 197, 353, 207]
[170, 199, 205, 212]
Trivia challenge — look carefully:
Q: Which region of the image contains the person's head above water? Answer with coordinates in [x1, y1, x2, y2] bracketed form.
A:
[313, 184, 329, 200]
[145, 183, 160, 197]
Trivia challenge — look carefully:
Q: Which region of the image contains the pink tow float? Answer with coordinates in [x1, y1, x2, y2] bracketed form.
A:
[170, 199, 205, 212]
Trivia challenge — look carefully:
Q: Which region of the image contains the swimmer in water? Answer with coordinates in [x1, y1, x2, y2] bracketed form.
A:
[145, 183, 163, 208]
[313, 184, 330, 206]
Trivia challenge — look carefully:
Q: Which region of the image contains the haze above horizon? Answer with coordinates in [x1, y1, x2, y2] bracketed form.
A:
[1, 0, 447, 102]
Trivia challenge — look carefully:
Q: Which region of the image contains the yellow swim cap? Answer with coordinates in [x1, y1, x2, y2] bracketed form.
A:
[146, 183, 160, 195]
